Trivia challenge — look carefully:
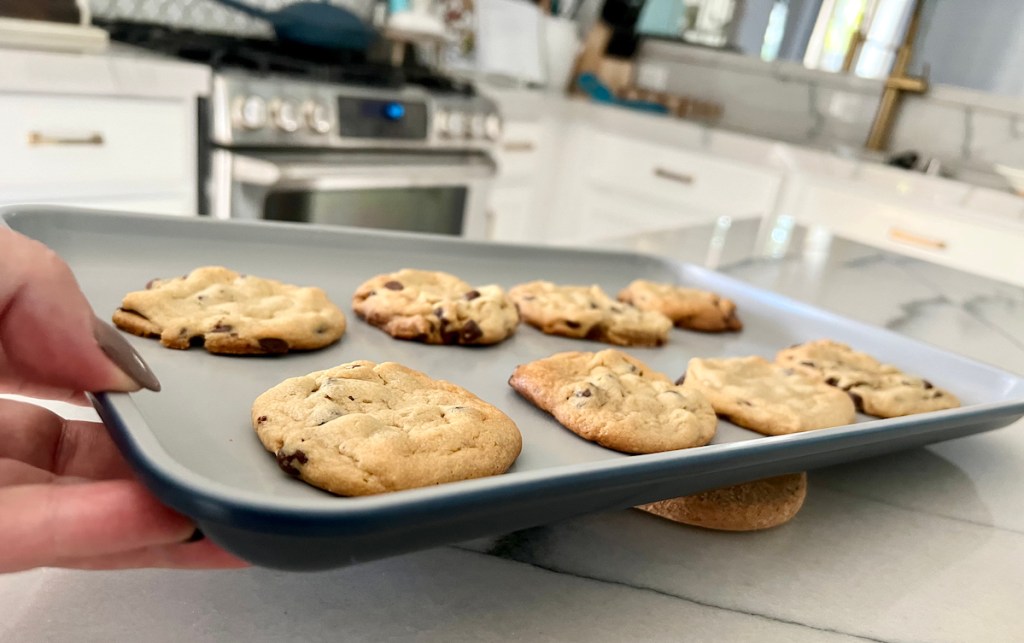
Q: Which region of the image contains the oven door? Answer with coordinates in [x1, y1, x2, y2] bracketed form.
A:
[210, 149, 496, 239]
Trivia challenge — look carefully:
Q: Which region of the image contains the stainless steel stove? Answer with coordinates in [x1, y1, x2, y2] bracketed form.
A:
[103, 21, 502, 238]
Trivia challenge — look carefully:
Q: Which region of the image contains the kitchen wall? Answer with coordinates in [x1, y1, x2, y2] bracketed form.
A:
[634, 39, 1024, 184]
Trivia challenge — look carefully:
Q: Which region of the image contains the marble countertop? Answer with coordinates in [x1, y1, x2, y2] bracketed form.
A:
[3, 220, 1024, 642]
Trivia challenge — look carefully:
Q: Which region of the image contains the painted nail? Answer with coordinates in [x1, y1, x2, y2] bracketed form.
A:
[92, 317, 161, 392]
[184, 528, 205, 543]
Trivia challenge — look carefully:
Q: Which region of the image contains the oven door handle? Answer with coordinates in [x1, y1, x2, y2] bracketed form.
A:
[230, 153, 497, 190]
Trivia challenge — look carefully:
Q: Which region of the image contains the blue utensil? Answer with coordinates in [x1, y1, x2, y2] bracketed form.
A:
[576, 73, 669, 114]
[212, 0, 377, 51]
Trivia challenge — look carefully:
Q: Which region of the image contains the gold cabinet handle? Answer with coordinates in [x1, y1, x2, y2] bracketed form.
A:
[888, 227, 947, 250]
[28, 131, 104, 146]
[653, 167, 695, 185]
[502, 140, 536, 152]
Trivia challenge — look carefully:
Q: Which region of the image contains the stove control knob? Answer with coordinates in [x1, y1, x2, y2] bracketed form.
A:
[236, 95, 268, 130]
[469, 114, 487, 140]
[304, 100, 332, 134]
[484, 113, 502, 141]
[446, 111, 468, 139]
[434, 108, 450, 138]
[272, 98, 300, 133]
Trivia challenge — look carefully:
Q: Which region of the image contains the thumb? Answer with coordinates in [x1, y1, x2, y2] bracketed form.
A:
[0, 228, 159, 393]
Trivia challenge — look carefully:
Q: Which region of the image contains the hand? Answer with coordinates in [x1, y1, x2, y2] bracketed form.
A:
[0, 227, 246, 572]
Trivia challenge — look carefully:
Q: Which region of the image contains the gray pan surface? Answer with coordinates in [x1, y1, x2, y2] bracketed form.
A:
[4, 205, 1024, 570]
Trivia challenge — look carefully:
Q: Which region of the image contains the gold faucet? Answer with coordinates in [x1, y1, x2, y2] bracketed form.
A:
[865, 0, 929, 151]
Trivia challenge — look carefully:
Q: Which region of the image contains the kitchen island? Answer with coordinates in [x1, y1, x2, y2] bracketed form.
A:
[2, 218, 1023, 642]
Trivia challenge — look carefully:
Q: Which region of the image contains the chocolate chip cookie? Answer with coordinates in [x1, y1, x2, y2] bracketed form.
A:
[680, 356, 856, 435]
[776, 339, 961, 418]
[253, 360, 523, 496]
[352, 269, 519, 345]
[617, 279, 742, 332]
[509, 349, 716, 454]
[637, 472, 807, 531]
[112, 266, 346, 355]
[508, 280, 672, 347]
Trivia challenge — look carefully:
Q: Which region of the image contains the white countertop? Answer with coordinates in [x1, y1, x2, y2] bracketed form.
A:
[3, 219, 1023, 642]
[0, 44, 210, 98]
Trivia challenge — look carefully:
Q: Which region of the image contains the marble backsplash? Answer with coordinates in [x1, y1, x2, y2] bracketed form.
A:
[636, 40, 1024, 185]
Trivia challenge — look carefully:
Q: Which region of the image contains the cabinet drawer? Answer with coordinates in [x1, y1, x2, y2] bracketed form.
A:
[585, 131, 782, 216]
[795, 183, 1024, 287]
[0, 94, 190, 197]
[495, 121, 545, 181]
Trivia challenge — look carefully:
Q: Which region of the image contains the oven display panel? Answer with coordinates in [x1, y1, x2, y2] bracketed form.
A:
[336, 96, 428, 140]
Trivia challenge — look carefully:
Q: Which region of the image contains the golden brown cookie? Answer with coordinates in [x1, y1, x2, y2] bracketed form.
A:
[352, 269, 519, 346]
[776, 340, 960, 418]
[618, 279, 742, 332]
[113, 266, 345, 355]
[253, 360, 523, 496]
[637, 472, 807, 531]
[679, 356, 856, 435]
[509, 349, 716, 454]
[508, 280, 672, 347]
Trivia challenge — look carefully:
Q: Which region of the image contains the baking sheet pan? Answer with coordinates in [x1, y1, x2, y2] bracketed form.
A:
[5, 205, 1024, 570]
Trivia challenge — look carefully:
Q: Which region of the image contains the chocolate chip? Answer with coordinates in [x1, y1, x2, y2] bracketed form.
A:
[575, 389, 592, 397]
[434, 307, 445, 319]
[348, 396, 355, 401]
[275, 449, 308, 476]
[922, 379, 934, 389]
[188, 335, 205, 348]
[464, 290, 481, 301]
[566, 320, 581, 329]
[800, 361, 816, 367]
[211, 323, 233, 333]
[384, 280, 403, 291]
[675, 375, 686, 385]
[145, 279, 159, 290]
[589, 302, 599, 310]
[315, 325, 328, 334]
[256, 415, 268, 423]
[258, 338, 289, 354]
[825, 376, 839, 386]
[461, 320, 483, 343]
[849, 391, 864, 412]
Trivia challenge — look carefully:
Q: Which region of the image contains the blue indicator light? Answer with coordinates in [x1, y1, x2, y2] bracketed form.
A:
[383, 102, 405, 120]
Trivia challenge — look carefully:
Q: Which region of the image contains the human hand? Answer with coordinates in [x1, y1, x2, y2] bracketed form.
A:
[0, 227, 247, 572]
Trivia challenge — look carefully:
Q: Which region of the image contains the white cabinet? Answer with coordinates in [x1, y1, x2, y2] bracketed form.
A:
[783, 176, 1024, 288]
[486, 118, 556, 242]
[546, 125, 784, 245]
[0, 48, 208, 216]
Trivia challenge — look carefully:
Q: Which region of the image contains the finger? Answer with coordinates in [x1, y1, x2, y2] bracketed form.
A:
[59, 539, 249, 571]
[0, 399, 134, 480]
[0, 228, 157, 394]
[0, 458, 57, 485]
[0, 479, 197, 573]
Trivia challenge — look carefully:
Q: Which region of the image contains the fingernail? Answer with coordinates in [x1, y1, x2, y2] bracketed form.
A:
[92, 317, 161, 392]
[184, 528, 205, 543]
